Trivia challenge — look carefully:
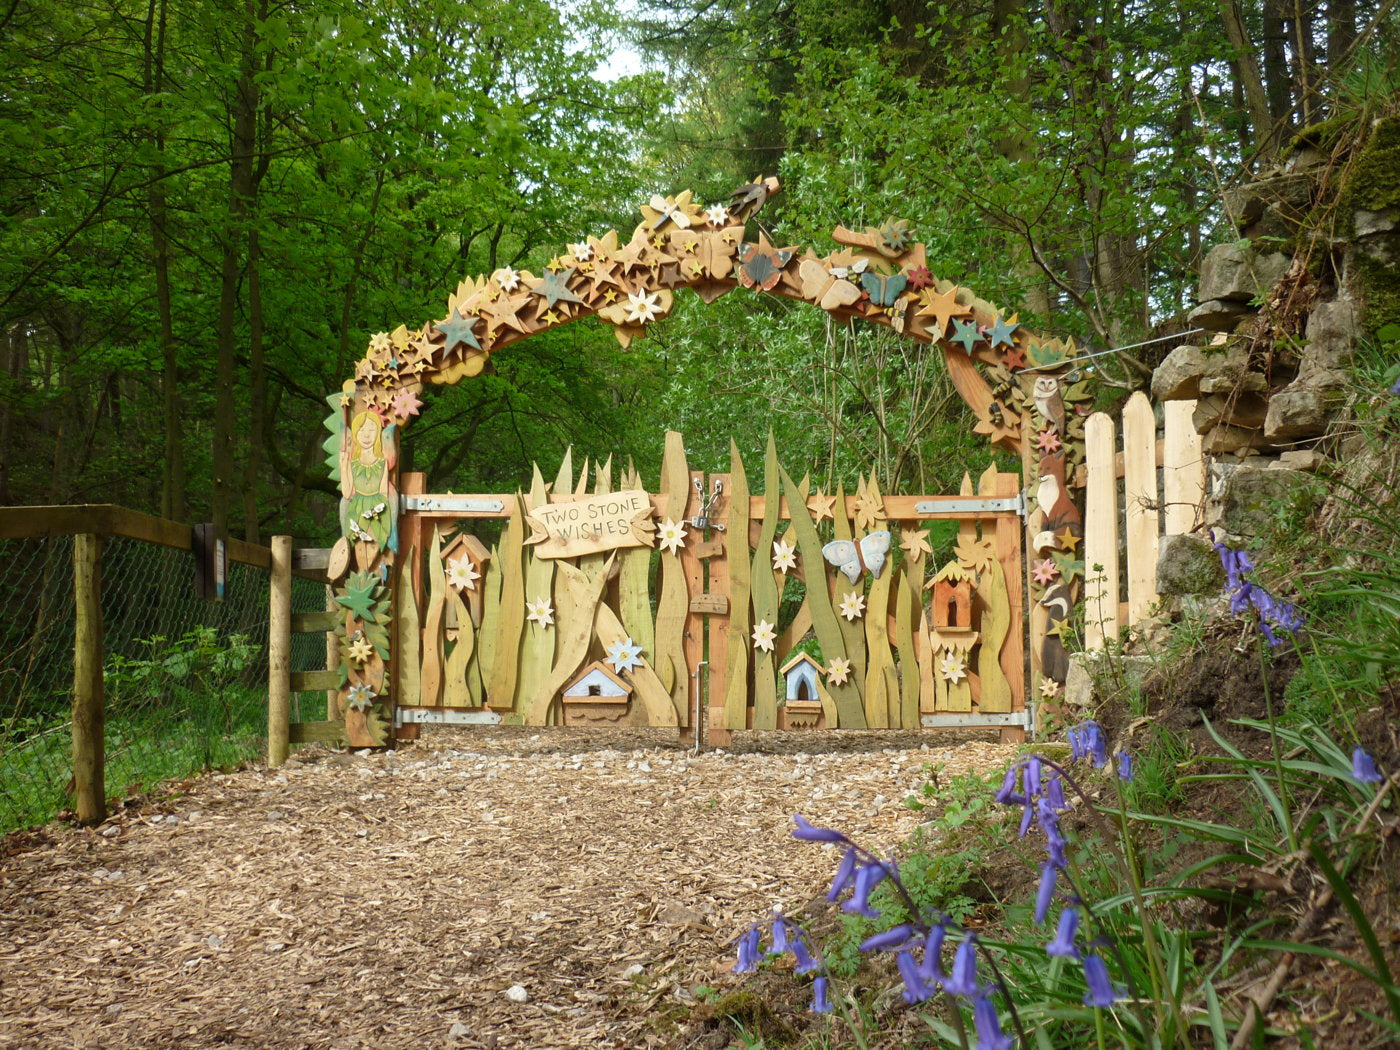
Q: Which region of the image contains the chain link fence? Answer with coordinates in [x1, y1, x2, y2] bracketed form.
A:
[0, 532, 327, 832]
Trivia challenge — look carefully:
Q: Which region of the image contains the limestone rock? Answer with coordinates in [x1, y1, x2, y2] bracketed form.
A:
[1151, 338, 1248, 401]
[1197, 243, 1291, 303]
[1202, 423, 1273, 455]
[1156, 534, 1224, 596]
[1263, 370, 1347, 441]
[1200, 370, 1267, 394]
[1301, 299, 1358, 373]
[1225, 173, 1313, 235]
[1188, 298, 1255, 333]
[1210, 466, 1318, 536]
[1274, 449, 1326, 472]
[1354, 207, 1400, 238]
[1192, 392, 1269, 433]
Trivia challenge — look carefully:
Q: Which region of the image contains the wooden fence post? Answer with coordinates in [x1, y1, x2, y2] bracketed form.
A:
[1083, 413, 1120, 650]
[72, 533, 105, 826]
[268, 535, 292, 767]
[1162, 399, 1204, 536]
[1122, 392, 1161, 624]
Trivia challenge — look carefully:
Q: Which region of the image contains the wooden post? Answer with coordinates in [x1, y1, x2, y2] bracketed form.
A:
[1083, 413, 1121, 650]
[1162, 399, 1204, 536]
[1122, 392, 1160, 624]
[268, 534, 292, 767]
[72, 533, 105, 826]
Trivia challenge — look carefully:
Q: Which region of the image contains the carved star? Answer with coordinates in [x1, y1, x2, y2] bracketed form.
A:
[905, 265, 934, 291]
[1032, 558, 1061, 586]
[954, 535, 997, 574]
[806, 491, 836, 522]
[368, 331, 391, 354]
[625, 289, 664, 325]
[446, 556, 480, 591]
[570, 241, 593, 263]
[354, 358, 376, 383]
[900, 527, 933, 559]
[493, 266, 522, 293]
[482, 292, 533, 335]
[949, 317, 982, 354]
[435, 313, 482, 355]
[347, 635, 375, 664]
[335, 575, 381, 622]
[1040, 677, 1063, 700]
[1055, 527, 1081, 553]
[704, 203, 729, 226]
[988, 313, 1019, 348]
[539, 308, 561, 326]
[529, 267, 586, 310]
[1002, 345, 1027, 370]
[916, 286, 969, 339]
[1036, 429, 1063, 454]
[391, 387, 423, 421]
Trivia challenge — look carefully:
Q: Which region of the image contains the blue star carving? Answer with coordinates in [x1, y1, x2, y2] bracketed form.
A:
[988, 314, 1019, 349]
[949, 317, 982, 355]
[435, 313, 481, 354]
[533, 268, 585, 310]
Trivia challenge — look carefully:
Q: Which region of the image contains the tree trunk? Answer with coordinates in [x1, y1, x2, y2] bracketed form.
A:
[212, 0, 258, 541]
[1263, 0, 1291, 123]
[1327, 0, 1356, 73]
[242, 225, 264, 544]
[1219, 0, 1277, 157]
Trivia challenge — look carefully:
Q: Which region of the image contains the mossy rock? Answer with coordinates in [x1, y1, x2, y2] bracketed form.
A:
[1341, 115, 1400, 334]
[706, 989, 798, 1044]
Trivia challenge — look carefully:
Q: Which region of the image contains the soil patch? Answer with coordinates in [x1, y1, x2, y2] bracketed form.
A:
[0, 727, 1014, 1049]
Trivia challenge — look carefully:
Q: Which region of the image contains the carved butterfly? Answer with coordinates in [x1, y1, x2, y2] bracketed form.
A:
[798, 258, 861, 310]
[821, 530, 892, 584]
[860, 272, 909, 308]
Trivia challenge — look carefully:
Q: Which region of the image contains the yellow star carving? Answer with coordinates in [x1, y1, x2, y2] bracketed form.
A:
[900, 527, 933, 559]
[806, 491, 836, 522]
[1055, 527, 1081, 553]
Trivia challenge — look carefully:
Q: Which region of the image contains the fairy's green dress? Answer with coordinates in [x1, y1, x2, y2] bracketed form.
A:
[341, 457, 393, 550]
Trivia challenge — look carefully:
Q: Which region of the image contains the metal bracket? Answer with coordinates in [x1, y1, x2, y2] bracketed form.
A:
[687, 477, 725, 532]
[912, 495, 1025, 517]
[920, 710, 1033, 730]
[402, 496, 506, 514]
[396, 707, 502, 727]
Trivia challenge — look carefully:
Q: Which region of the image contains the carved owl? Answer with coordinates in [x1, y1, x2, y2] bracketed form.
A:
[1032, 375, 1065, 433]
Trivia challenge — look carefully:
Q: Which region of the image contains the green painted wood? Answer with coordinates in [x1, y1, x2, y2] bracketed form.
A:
[616, 463, 655, 661]
[830, 482, 869, 706]
[722, 441, 752, 730]
[777, 466, 865, 728]
[863, 564, 894, 729]
[517, 466, 556, 723]
[896, 562, 921, 729]
[653, 431, 690, 724]
[553, 447, 573, 494]
[477, 542, 503, 695]
[289, 720, 348, 744]
[396, 546, 422, 707]
[749, 434, 782, 731]
[291, 670, 341, 692]
[292, 610, 338, 633]
[419, 526, 446, 707]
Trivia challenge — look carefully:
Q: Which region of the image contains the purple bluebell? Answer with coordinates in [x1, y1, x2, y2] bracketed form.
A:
[841, 862, 886, 918]
[791, 935, 821, 975]
[1352, 747, 1385, 785]
[734, 926, 761, 973]
[1082, 952, 1120, 1007]
[994, 764, 1026, 805]
[972, 992, 1014, 1050]
[896, 949, 937, 1003]
[810, 975, 834, 1013]
[793, 814, 848, 842]
[1117, 752, 1134, 783]
[769, 913, 789, 954]
[860, 924, 917, 952]
[1044, 769, 1066, 811]
[942, 932, 980, 997]
[826, 846, 858, 901]
[1018, 797, 1037, 838]
[1391, 375, 1400, 396]
[1034, 861, 1058, 924]
[1038, 797, 1068, 867]
[1025, 755, 1043, 796]
[917, 922, 948, 983]
[1046, 906, 1081, 958]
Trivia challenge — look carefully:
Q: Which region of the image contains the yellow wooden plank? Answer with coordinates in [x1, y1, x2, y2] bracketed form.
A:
[477, 542, 503, 691]
[895, 563, 919, 729]
[442, 586, 475, 707]
[1123, 391, 1160, 624]
[533, 559, 609, 723]
[1162, 398, 1203, 536]
[553, 447, 573, 494]
[1083, 412, 1120, 650]
[975, 469, 1014, 714]
[863, 566, 894, 730]
[722, 442, 753, 731]
[652, 431, 691, 723]
[617, 462, 656, 659]
[487, 499, 526, 716]
[594, 600, 678, 726]
[749, 434, 782, 731]
[396, 544, 422, 708]
[517, 467, 556, 723]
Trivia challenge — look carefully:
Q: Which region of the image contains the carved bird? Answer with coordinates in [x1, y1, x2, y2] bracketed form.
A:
[1032, 375, 1065, 434]
[728, 176, 782, 223]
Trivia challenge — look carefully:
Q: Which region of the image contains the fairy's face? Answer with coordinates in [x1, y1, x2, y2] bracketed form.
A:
[356, 418, 378, 450]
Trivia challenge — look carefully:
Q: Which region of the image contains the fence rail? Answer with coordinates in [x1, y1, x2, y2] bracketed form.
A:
[0, 506, 327, 831]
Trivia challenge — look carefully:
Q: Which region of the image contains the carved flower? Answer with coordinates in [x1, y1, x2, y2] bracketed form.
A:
[447, 556, 481, 591]
[751, 620, 777, 652]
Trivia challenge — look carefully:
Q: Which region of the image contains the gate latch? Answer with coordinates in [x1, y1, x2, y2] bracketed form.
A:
[687, 477, 725, 532]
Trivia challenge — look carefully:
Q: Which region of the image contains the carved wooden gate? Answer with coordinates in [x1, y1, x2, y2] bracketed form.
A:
[391, 432, 1026, 743]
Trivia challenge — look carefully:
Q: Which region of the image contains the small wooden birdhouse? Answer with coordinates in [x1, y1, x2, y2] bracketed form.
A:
[779, 652, 824, 702]
[441, 531, 491, 571]
[560, 660, 632, 726]
[927, 561, 974, 630]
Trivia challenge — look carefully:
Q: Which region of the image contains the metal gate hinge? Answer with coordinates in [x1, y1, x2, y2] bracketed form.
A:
[912, 495, 1025, 517]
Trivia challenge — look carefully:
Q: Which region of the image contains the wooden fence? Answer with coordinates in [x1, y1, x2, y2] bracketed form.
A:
[1082, 393, 1206, 649]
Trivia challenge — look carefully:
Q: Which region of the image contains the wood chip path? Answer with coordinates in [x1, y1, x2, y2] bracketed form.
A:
[0, 728, 1015, 1049]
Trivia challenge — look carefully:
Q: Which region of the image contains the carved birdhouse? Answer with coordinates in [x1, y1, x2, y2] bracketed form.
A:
[926, 561, 979, 653]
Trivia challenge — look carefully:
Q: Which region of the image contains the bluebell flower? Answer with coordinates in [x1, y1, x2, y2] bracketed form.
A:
[734, 926, 761, 973]
[942, 932, 980, 997]
[1117, 752, 1134, 783]
[1082, 952, 1120, 1007]
[1045, 906, 1081, 958]
[917, 922, 948, 983]
[1044, 770, 1065, 811]
[841, 862, 886, 918]
[1034, 861, 1058, 924]
[1068, 721, 1108, 767]
[791, 935, 821, 975]
[972, 992, 1014, 1050]
[896, 949, 937, 1003]
[793, 814, 848, 842]
[826, 846, 858, 901]
[1391, 375, 1400, 396]
[1025, 755, 1043, 796]
[810, 975, 834, 1013]
[994, 764, 1026, 805]
[1352, 747, 1385, 785]
[769, 913, 789, 954]
[860, 924, 917, 952]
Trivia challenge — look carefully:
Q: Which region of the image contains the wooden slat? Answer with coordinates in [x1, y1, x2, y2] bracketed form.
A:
[289, 720, 348, 744]
[292, 610, 339, 634]
[679, 470, 707, 732]
[517, 467, 556, 724]
[1083, 412, 1121, 650]
[292, 547, 331, 572]
[975, 470, 1015, 714]
[537, 560, 609, 721]
[487, 501, 526, 717]
[1123, 391, 1160, 624]
[291, 669, 341, 692]
[1162, 398, 1204, 536]
[705, 472, 732, 746]
[722, 444, 753, 731]
[419, 526, 446, 707]
[652, 432, 692, 725]
[749, 436, 782, 731]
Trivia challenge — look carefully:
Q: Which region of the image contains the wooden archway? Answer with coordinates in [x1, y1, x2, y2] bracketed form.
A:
[324, 178, 1089, 745]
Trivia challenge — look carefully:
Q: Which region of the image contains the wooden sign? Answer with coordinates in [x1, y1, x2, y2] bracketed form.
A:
[524, 489, 655, 559]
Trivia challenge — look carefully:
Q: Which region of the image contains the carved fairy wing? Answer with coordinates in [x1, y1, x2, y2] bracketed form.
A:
[821, 539, 862, 585]
[859, 530, 892, 579]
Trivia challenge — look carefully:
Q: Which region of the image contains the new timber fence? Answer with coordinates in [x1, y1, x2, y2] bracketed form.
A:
[0, 506, 328, 832]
